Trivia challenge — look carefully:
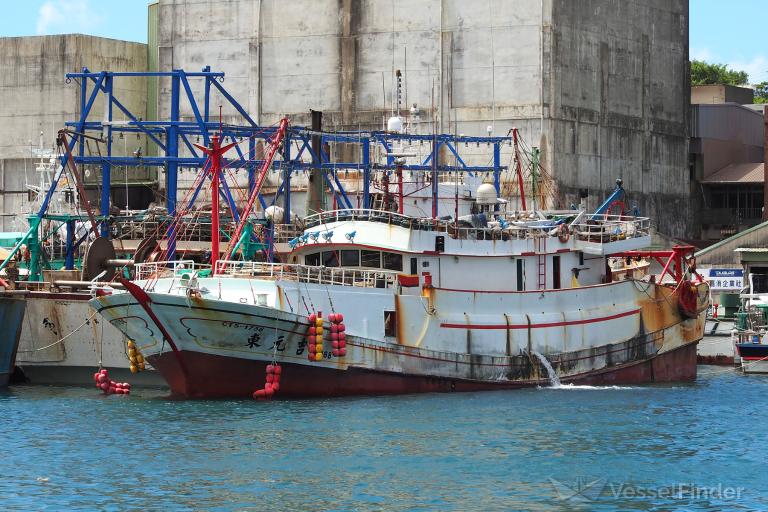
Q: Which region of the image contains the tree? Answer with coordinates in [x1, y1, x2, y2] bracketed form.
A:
[691, 60, 748, 86]
[753, 82, 768, 104]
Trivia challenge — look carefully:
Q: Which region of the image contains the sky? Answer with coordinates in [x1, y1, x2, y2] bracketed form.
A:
[0, 0, 765, 83]
[690, 0, 767, 83]
[0, 0, 148, 43]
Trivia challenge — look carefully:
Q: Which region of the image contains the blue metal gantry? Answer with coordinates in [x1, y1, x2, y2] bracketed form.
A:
[62, 67, 511, 251]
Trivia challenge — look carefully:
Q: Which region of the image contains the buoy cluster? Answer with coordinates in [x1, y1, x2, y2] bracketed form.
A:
[92, 368, 131, 395]
[329, 313, 347, 358]
[307, 312, 325, 362]
[127, 340, 146, 373]
[252, 364, 282, 400]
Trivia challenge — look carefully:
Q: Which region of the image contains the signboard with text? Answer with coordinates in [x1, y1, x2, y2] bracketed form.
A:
[700, 268, 744, 291]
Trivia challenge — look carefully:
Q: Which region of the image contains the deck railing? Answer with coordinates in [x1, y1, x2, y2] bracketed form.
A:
[304, 209, 650, 242]
[134, 260, 206, 280]
[214, 260, 398, 289]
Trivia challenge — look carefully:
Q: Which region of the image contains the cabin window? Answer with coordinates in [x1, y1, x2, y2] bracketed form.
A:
[516, 259, 524, 291]
[321, 251, 339, 267]
[341, 250, 360, 267]
[552, 255, 561, 290]
[384, 310, 397, 337]
[305, 253, 320, 266]
[410, 257, 418, 274]
[361, 250, 381, 268]
[383, 252, 403, 271]
[579, 251, 584, 266]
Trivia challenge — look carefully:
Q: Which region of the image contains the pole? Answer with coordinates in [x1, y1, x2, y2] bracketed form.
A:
[362, 138, 371, 209]
[396, 164, 404, 214]
[283, 131, 291, 224]
[513, 128, 526, 211]
[65, 219, 75, 270]
[431, 137, 438, 218]
[167, 72, 180, 260]
[100, 74, 113, 238]
[219, 118, 289, 266]
[210, 135, 221, 269]
[308, 110, 323, 214]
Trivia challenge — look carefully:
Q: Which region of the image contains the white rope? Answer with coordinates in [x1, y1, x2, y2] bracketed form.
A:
[16, 309, 99, 353]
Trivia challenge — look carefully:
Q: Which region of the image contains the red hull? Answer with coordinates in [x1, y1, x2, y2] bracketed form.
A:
[148, 342, 699, 398]
[697, 354, 735, 366]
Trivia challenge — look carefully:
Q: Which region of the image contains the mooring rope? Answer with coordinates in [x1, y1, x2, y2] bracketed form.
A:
[16, 309, 99, 353]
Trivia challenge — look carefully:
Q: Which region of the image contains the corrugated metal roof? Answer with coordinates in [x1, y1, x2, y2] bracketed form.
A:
[734, 248, 768, 252]
[700, 162, 764, 184]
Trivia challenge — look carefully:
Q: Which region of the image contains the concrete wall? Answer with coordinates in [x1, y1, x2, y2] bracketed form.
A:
[548, 0, 690, 237]
[157, 0, 690, 236]
[0, 35, 148, 158]
[0, 35, 149, 229]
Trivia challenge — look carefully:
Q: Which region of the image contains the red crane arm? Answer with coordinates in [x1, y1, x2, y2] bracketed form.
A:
[218, 118, 289, 268]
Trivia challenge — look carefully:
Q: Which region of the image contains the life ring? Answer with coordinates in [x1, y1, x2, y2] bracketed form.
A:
[557, 224, 571, 243]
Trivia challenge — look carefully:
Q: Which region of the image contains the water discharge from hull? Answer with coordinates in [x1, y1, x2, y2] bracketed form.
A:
[532, 350, 561, 387]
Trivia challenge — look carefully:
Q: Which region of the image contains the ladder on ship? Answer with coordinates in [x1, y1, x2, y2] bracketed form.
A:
[535, 236, 546, 290]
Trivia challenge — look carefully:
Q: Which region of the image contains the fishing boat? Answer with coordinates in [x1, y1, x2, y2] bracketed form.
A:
[89, 117, 710, 398]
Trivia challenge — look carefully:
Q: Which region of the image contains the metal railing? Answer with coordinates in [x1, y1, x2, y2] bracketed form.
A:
[571, 215, 651, 242]
[214, 260, 399, 289]
[304, 209, 650, 242]
[134, 260, 206, 280]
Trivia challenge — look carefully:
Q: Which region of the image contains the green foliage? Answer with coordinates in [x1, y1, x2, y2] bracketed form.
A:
[691, 60, 748, 86]
[753, 82, 768, 104]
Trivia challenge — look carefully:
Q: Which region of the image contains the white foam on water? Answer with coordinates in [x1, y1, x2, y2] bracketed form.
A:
[548, 383, 639, 390]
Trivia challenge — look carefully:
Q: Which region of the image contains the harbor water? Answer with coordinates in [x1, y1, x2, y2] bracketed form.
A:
[1, 366, 765, 511]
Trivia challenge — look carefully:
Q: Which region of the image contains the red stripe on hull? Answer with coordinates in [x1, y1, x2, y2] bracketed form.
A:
[147, 342, 698, 398]
[440, 308, 640, 330]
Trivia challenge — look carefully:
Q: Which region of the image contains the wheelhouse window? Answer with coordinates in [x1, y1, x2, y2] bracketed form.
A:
[383, 252, 403, 271]
[341, 250, 360, 267]
[321, 251, 339, 267]
[305, 253, 320, 266]
[361, 250, 381, 268]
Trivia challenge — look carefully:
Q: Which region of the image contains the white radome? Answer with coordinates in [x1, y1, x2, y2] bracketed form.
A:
[476, 183, 498, 205]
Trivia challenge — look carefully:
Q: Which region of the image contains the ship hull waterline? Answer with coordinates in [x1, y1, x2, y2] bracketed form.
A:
[146, 342, 698, 398]
[92, 280, 706, 398]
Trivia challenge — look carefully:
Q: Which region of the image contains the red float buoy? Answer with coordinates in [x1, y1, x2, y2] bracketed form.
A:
[332, 349, 339, 357]
[336, 313, 344, 323]
[309, 313, 317, 324]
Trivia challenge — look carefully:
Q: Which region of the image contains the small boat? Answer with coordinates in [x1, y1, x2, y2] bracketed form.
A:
[735, 341, 768, 374]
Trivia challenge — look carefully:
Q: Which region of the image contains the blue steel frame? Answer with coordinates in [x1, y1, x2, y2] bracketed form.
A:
[61, 67, 510, 257]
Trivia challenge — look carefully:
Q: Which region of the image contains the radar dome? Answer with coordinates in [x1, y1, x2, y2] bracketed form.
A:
[387, 116, 403, 133]
[476, 183, 498, 205]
